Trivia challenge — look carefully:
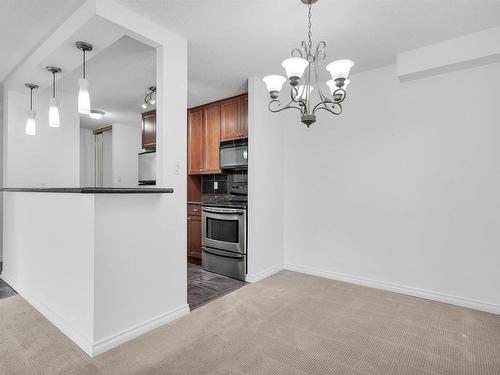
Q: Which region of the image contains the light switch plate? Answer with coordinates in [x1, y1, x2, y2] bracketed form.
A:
[214, 181, 218, 190]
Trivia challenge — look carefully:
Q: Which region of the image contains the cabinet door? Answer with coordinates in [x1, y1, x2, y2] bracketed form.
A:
[203, 102, 221, 173]
[188, 107, 204, 174]
[239, 94, 248, 139]
[187, 215, 202, 259]
[142, 110, 156, 150]
[220, 97, 241, 142]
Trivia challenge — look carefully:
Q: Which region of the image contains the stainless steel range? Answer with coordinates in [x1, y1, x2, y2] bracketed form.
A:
[202, 174, 247, 280]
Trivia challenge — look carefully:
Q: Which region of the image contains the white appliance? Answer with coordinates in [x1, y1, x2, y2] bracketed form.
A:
[138, 151, 156, 185]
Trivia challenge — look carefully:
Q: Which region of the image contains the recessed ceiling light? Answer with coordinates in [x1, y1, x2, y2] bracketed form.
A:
[89, 109, 105, 120]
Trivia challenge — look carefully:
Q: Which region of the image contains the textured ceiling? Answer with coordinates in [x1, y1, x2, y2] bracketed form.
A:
[2, 0, 500, 107]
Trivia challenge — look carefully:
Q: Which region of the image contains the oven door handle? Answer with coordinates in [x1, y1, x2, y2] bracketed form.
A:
[202, 247, 245, 260]
[202, 207, 245, 214]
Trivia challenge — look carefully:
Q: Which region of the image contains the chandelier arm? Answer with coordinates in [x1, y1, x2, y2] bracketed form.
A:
[268, 99, 305, 114]
[312, 53, 330, 103]
[291, 47, 304, 58]
[332, 88, 347, 104]
[301, 41, 309, 56]
[314, 102, 343, 116]
[315, 41, 326, 61]
[290, 87, 307, 107]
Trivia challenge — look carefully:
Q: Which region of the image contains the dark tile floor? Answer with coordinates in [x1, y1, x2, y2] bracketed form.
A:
[188, 262, 246, 310]
[0, 261, 246, 307]
[0, 262, 18, 300]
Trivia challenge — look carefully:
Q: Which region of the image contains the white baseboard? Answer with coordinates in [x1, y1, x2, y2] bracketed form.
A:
[246, 264, 284, 283]
[284, 264, 500, 315]
[0, 273, 94, 355]
[91, 304, 190, 357]
[1, 273, 190, 357]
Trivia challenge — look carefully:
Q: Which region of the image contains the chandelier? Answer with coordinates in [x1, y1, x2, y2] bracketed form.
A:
[263, 0, 354, 127]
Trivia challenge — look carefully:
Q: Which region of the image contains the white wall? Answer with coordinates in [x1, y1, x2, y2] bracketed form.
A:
[2, 192, 95, 348]
[282, 62, 500, 312]
[4, 90, 79, 187]
[0, 108, 3, 261]
[93, 194, 188, 347]
[246, 77, 292, 282]
[111, 124, 140, 187]
[80, 128, 95, 187]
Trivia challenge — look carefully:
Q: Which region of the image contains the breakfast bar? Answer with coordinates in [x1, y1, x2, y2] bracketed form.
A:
[1, 188, 189, 357]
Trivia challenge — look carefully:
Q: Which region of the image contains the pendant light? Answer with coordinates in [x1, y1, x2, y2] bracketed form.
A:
[46, 66, 61, 127]
[75, 41, 93, 114]
[25, 83, 39, 136]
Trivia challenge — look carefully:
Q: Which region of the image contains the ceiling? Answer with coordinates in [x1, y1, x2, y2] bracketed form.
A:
[2, 0, 500, 108]
[56, 36, 156, 129]
[0, 0, 83, 84]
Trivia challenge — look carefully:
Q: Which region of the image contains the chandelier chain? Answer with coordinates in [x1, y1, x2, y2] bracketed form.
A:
[307, 3, 312, 51]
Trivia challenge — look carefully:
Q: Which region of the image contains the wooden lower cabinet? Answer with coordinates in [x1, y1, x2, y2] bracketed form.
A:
[187, 204, 202, 259]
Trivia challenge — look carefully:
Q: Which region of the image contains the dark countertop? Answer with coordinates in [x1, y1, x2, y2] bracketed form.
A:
[1, 187, 174, 194]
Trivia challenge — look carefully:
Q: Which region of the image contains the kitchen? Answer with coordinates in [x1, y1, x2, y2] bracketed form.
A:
[186, 93, 249, 308]
[138, 87, 250, 309]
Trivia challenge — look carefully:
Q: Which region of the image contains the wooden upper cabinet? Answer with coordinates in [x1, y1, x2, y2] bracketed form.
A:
[220, 95, 248, 142]
[203, 102, 221, 173]
[188, 103, 221, 175]
[240, 94, 248, 139]
[187, 93, 247, 175]
[188, 107, 204, 174]
[142, 110, 156, 150]
[221, 97, 241, 142]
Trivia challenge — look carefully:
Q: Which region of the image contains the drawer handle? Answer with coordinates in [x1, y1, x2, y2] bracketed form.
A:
[193, 208, 198, 212]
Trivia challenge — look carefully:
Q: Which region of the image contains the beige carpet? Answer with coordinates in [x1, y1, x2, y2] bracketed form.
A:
[1, 271, 500, 375]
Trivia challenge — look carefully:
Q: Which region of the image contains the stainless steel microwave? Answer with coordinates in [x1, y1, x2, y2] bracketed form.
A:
[220, 141, 248, 170]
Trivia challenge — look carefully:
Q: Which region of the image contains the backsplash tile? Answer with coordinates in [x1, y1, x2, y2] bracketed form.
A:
[202, 174, 227, 195]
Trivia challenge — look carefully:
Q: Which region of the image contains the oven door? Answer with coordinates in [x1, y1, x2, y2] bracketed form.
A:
[202, 206, 246, 254]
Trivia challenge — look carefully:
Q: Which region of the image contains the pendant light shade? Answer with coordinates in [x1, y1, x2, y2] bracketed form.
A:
[75, 41, 93, 115]
[26, 110, 36, 136]
[263, 75, 286, 98]
[24, 83, 38, 136]
[78, 78, 91, 114]
[325, 59, 354, 81]
[46, 66, 61, 127]
[49, 98, 60, 127]
[282, 57, 309, 81]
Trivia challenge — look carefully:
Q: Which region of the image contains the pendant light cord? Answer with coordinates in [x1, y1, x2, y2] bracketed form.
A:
[82, 49, 86, 79]
[30, 87, 33, 111]
[52, 72, 56, 99]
